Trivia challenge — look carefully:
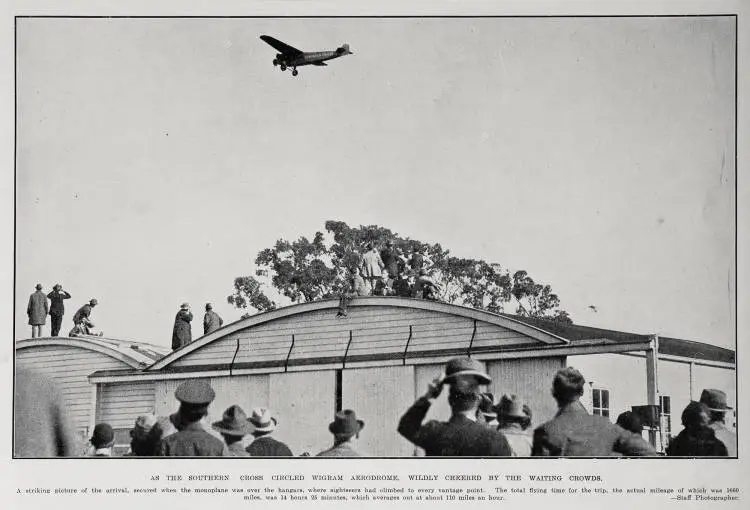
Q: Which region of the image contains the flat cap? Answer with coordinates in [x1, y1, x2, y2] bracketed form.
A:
[174, 380, 215, 405]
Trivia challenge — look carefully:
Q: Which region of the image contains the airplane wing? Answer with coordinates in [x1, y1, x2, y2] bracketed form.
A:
[260, 35, 304, 57]
[313, 62, 328, 66]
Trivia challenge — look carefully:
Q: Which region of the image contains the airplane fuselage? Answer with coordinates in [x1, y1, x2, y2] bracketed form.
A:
[282, 51, 344, 67]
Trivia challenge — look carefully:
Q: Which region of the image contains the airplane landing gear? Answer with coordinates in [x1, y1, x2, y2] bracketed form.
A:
[292, 69, 299, 76]
[273, 59, 278, 66]
[280, 64, 287, 71]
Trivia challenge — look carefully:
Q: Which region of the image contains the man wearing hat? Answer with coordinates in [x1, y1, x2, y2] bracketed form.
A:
[27, 284, 49, 338]
[47, 284, 72, 337]
[212, 405, 252, 456]
[245, 408, 293, 456]
[172, 303, 193, 350]
[497, 394, 533, 456]
[157, 380, 228, 456]
[89, 423, 115, 457]
[380, 240, 401, 284]
[532, 367, 656, 457]
[398, 357, 512, 456]
[700, 388, 736, 456]
[144, 416, 178, 456]
[203, 303, 224, 335]
[127, 414, 158, 456]
[71, 299, 98, 336]
[666, 401, 728, 457]
[317, 410, 366, 457]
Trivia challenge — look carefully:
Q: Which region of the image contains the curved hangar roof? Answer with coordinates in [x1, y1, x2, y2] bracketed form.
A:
[16, 335, 170, 368]
[147, 297, 570, 374]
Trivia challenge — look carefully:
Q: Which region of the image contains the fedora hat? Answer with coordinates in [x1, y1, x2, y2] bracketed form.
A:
[497, 394, 528, 420]
[441, 357, 492, 386]
[329, 409, 365, 435]
[212, 405, 253, 437]
[248, 408, 278, 433]
[699, 389, 732, 412]
[180, 302, 190, 309]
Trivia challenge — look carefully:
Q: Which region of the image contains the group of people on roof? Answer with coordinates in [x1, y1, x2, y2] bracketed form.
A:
[27, 283, 225, 350]
[171, 302, 224, 351]
[337, 241, 441, 317]
[26, 283, 101, 338]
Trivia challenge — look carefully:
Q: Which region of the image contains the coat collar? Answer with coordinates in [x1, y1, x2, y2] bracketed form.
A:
[178, 421, 205, 432]
[449, 413, 478, 426]
[556, 400, 589, 417]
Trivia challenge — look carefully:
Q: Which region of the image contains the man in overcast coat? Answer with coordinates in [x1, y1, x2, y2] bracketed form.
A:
[27, 284, 49, 338]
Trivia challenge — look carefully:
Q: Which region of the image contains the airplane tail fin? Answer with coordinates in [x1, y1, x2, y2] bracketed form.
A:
[337, 43, 353, 55]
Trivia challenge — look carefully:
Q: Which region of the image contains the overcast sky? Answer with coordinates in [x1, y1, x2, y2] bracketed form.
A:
[15, 16, 736, 349]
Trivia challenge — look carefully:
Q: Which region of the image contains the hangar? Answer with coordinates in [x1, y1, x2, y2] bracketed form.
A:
[72, 296, 735, 456]
[15, 336, 170, 449]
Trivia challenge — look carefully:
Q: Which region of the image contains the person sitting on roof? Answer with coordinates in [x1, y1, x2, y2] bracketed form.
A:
[336, 267, 368, 318]
[413, 269, 441, 301]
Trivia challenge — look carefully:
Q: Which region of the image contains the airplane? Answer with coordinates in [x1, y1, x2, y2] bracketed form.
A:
[260, 35, 353, 76]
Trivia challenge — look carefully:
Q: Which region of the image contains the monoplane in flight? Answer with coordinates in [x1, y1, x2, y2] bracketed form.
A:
[260, 35, 353, 76]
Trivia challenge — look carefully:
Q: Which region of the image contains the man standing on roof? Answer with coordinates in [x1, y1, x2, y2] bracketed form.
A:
[398, 357, 512, 456]
[27, 284, 49, 338]
[360, 243, 385, 295]
[380, 240, 401, 285]
[47, 284, 72, 337]
[172, 303, 193, 350]
[203, 303, 223, 335]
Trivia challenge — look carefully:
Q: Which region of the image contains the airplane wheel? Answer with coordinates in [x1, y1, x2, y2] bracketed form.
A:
[273, 59, 278, 66]
[292, 69, 298, 76]
[280, 64, 287, 71]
